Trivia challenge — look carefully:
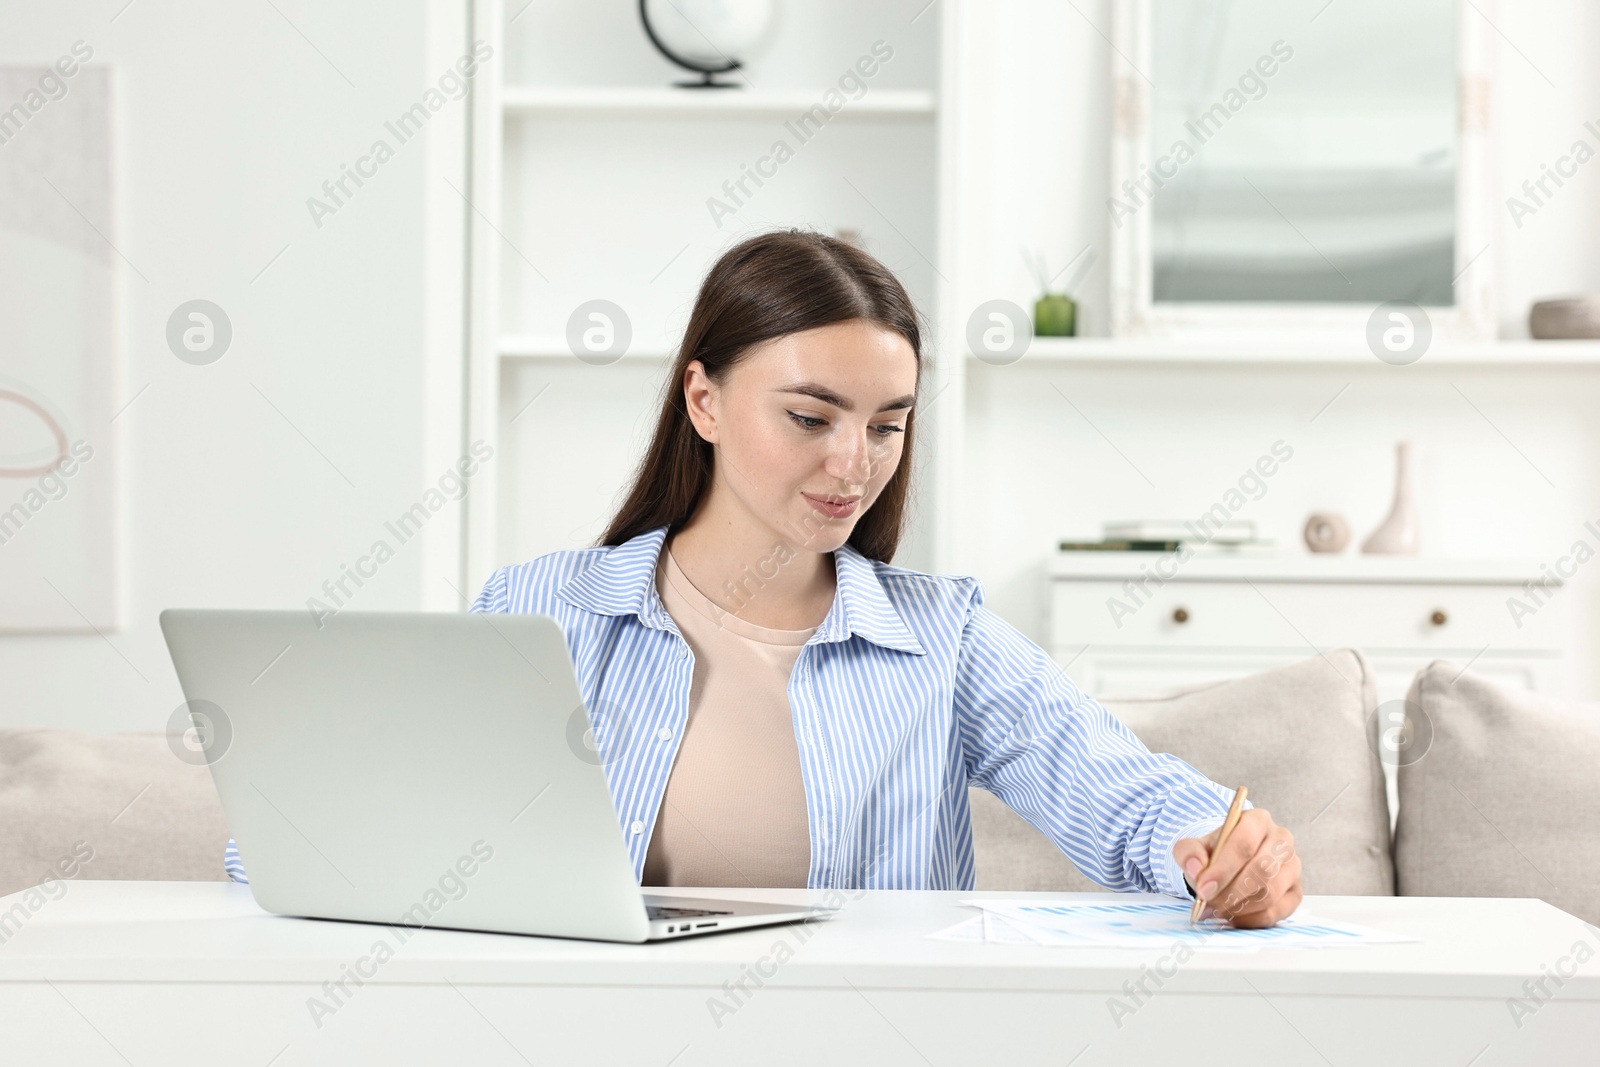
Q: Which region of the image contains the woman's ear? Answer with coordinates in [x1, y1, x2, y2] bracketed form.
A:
[681, 360, 720, 444]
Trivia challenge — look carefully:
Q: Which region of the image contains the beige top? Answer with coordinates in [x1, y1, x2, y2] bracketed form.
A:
[641, 545, 817, 889]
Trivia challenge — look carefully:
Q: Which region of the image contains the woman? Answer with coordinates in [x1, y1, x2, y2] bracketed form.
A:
[228, 230, 1301, 927]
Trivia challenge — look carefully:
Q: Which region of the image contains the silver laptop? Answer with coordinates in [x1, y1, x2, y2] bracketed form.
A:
[158, 608, 837, 943]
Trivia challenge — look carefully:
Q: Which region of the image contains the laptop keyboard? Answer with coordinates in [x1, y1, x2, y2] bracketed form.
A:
[647, 905, 734, 919]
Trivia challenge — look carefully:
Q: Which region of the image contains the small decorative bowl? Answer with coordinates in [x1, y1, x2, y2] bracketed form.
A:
[1530, 295, 1600, 339]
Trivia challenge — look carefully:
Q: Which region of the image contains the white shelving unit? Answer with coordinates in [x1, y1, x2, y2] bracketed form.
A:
[464, 0, 957, 591]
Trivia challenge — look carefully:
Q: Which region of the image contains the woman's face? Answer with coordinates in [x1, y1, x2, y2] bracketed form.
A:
[683, 318, 918, 552]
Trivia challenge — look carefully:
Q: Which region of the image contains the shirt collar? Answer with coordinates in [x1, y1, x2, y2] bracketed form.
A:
[555, 524, 927, 656]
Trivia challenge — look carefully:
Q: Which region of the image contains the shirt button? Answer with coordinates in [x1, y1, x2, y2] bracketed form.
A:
[678, 645, 689, 659]
[631, 819, 644, 834]
[657, 727, 672, 742]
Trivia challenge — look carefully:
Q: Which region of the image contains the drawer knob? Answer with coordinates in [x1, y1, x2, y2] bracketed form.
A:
[1430, 609, 1448, 626]
[1172, 607, 1190, 624]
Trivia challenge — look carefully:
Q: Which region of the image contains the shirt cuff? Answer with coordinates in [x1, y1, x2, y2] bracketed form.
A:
[1159, 813, 1230, 898]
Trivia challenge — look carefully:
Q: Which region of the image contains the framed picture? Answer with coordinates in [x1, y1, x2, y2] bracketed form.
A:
[0, 64, 117, 631]
[1107, 0, 1497, 341]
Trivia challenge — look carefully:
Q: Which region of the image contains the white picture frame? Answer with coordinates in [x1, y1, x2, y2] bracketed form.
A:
[1107, 0, 1498, 341]
[0, 65, 118, 631]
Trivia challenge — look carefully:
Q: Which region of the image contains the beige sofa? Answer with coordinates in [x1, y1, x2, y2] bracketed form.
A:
[4, 651, 1597, 924]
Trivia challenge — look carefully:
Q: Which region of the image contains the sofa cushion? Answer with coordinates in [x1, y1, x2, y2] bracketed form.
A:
[1395, 661, 1600, 924]
[0, 729, 230, 899]
[970, 649, 1395, 896]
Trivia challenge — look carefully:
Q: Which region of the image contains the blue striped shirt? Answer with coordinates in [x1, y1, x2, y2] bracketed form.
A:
[226, 524, 1235, 895]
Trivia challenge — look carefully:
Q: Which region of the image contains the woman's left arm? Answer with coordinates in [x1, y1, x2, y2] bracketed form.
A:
[953, 584, 1301, 924]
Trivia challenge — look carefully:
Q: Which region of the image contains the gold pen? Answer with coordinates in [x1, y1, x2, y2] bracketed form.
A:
[1190, 785, 1248, 924]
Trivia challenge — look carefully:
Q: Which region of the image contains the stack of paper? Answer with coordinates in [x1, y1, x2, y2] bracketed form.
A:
[1103, 520, 1257, 545]
[1058, 519, 1277, 557]
[928, 898, 1418, 951]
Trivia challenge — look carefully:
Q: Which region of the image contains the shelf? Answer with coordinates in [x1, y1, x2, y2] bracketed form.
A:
[500, 86, 937, 120]
[499, 335, 674, 362]
[501, 333, 1600, 367]
[1048, 551, 1553, 585]
[971, 337, 1600, 367]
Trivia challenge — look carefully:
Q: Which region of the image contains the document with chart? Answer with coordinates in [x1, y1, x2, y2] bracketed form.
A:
[928, 898, 1420, 950]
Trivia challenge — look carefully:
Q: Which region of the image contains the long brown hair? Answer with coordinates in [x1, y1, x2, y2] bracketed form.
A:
[598, 229, 924, 562]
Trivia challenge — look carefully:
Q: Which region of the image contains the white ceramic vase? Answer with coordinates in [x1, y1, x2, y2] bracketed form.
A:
[1362, 441, 1420, 555]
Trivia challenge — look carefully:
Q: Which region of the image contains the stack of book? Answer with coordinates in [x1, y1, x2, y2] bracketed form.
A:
[1058, 520, 1275, 556]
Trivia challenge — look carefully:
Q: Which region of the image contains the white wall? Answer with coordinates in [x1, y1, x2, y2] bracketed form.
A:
[1, 0, 470, 731]
[956, 0, 1600, 695]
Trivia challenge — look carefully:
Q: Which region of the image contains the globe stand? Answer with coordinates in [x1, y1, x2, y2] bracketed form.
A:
[674, 67, 744, 89]
[640, 0, 751, 90]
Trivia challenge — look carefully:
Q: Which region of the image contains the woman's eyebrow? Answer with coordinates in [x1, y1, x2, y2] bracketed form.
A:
[776, 383, 916, 413]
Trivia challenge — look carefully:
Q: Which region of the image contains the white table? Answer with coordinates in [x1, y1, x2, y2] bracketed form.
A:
[1, 881, 1596, 1065]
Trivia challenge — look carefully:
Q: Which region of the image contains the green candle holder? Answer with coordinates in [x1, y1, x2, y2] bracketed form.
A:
[1035, 293, 1077, 337]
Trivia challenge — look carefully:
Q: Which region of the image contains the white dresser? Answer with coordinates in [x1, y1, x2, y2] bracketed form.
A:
[1049, 553, 1569, 702]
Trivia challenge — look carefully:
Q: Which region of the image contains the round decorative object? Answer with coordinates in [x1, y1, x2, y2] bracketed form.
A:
[1529, 295, 1600, 339]
[1430, 610, 1448, 627]
[639, 0, 775, 88]
[1172, 607, 1190, 624]
[1303, 512, 1350, 554]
